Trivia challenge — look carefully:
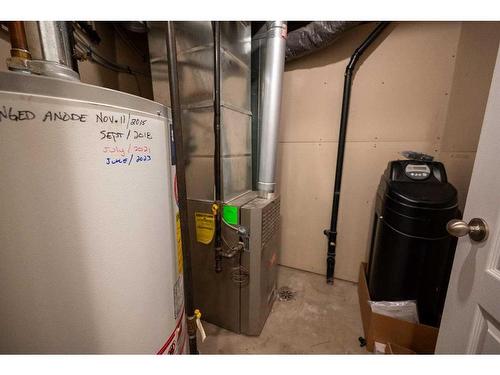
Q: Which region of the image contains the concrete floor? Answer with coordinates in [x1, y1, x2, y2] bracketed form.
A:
[198, 265, 367, 354]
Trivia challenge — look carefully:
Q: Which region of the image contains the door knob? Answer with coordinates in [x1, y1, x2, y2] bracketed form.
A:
[446, 218, 489, 242]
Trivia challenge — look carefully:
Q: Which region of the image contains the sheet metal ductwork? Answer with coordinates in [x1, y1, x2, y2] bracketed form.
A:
[149, 21, 282, 336]
[285, 21, 363, 62]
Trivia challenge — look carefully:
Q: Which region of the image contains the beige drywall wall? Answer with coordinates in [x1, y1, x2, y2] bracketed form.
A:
[77, 22, 120, 90]
[114, 26, 154, 100]
[278, 21, 500, 282]
[439, 22, 500, 211]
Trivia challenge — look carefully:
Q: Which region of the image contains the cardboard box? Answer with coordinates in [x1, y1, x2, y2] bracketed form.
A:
[358, 263, 439, 353]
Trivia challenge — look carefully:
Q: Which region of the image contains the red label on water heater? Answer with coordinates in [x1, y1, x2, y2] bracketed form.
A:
[157, 308, 186, 354]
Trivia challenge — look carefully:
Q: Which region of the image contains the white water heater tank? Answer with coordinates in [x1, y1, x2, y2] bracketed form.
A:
[0, 72, 186, 354]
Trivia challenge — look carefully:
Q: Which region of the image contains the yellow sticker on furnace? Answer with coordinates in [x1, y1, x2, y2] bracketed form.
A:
[195, 212, 215, 244]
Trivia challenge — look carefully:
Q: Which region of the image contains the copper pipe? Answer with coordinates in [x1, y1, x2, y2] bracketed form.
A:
[7, 21, 31, 59]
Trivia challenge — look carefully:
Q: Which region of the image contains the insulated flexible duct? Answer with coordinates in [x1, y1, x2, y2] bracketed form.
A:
[285, 21, 363, 62]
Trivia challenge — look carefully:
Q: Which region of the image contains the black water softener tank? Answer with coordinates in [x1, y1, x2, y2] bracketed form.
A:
[367, 159, 459, 327]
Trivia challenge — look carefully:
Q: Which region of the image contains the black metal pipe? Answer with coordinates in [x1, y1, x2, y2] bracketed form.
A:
[212, 21, 223, 273]
[324, 22, 390, 285]
[165, 22, 198, 354]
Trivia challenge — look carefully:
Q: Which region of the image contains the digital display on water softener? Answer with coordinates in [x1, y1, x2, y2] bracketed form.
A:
[405, 164, 431, 180]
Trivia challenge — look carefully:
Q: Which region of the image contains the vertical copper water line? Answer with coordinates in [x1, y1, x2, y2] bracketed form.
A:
[6, 21, 31, 60]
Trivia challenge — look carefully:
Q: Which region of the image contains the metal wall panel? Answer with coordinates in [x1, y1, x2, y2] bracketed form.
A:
[220, 21, 252, 200]
[221, 50, 251, 112]
[185, 157, 214, 201]
[175, 22, 213, 54]
[178, 47, 214, 106]
[221, 107, 251, 157]
[182, 108, 214, 157]
[148, 21, 214, 108]
[220, 22, 251, 112]
[222, 156, 252, 202]
[221, 22, 252, 64]
[148, 21, 252, 203]
[148, 22, 170, 107]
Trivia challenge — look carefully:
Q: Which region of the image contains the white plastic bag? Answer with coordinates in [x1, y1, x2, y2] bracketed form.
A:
[374, 341, 387, 354]
[369, 300, 419, 324]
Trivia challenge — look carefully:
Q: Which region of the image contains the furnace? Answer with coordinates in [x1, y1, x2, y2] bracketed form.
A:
[148, 21, 285, 335]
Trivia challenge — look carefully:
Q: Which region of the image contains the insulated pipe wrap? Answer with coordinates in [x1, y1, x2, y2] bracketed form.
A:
[257, 21, 287, 195]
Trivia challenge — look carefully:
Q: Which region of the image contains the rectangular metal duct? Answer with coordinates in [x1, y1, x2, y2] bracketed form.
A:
[148, 21, 252, 202]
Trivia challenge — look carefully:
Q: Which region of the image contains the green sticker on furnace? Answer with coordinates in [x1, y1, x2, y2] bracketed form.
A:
[222, 205, 239, 225]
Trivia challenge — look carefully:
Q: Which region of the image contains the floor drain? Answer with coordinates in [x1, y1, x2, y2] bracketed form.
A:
[277, 286, 296, 301]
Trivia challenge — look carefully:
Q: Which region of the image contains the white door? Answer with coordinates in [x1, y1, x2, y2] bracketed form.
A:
[436, 44, 500, 354]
